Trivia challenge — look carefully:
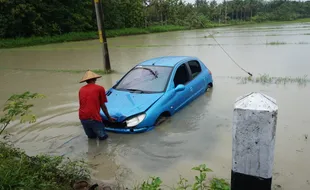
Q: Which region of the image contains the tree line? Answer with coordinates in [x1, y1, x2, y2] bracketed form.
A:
[0, 0, 309, 38]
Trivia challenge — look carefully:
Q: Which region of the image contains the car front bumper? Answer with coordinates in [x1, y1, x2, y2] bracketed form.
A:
[102, 119, 154, 134]
[104, 126, 154, 134]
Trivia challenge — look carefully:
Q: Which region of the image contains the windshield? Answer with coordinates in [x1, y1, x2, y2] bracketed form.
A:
[114, 66, 172, 93]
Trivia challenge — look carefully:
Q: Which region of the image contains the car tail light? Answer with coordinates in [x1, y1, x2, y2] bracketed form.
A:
[208, 70, 212, 75]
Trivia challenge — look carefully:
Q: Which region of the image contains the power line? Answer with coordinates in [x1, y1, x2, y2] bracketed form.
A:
[207, 31, 253, 77]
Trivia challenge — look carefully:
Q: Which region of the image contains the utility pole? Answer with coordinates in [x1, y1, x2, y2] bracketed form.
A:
[219, 6, 222, 24]
[94, 0, 111, 71]
[225, 0, 227, 24]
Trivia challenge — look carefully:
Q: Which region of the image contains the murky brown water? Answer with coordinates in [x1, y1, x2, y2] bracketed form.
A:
[1, 22, 310, 189]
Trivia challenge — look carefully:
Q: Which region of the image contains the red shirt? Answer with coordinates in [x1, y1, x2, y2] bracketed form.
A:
[79, 83, 107, 122]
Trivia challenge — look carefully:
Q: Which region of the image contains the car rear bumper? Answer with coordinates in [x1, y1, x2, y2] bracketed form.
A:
[104, 126, 154, 134]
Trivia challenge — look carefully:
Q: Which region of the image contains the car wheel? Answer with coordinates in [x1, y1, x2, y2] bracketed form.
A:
[206, 82, 213, 91]
[155, 115, 167, 126]
[208, 82, 213, 88]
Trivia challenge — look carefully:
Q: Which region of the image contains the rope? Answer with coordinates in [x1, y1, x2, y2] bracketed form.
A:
[207, 31, 253, 77]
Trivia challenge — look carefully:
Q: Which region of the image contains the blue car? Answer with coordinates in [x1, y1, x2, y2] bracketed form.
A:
[100, 56, 213, 133]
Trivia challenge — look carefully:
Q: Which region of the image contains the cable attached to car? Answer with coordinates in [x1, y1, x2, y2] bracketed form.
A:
[207, 31, 253, 77]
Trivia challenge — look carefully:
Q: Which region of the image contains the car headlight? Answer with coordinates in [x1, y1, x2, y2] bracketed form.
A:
[126, 114, 146, 127]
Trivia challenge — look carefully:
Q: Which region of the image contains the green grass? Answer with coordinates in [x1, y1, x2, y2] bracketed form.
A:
[248, 18, 310, 26]
[288, 18, 310, 23]
[214, 18, 310, 29]
[0, 67, 114, 75]
[106, 25, 188, 37]
[0, 32, 98, 49]
[265, 34, 279, 36]
[298, 41, 309, 44]
[234, 74, 310, 86]
[266, 41, 287, 45]
[0, 25, 188, 49]
[265, 41, 309, 45]
[148, 25, 189, 32]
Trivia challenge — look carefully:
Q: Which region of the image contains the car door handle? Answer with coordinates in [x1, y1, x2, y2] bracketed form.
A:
[190, 87, 193, 91]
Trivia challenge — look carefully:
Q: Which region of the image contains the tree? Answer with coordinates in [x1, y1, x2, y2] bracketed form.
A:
[0, 0, 309, 38]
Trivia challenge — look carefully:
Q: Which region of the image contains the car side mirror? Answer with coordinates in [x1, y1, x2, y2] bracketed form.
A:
[175, 84, 185, 92]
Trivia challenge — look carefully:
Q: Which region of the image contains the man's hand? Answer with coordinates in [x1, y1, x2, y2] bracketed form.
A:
[108, 117, 116, 122]
[101, 104, 115, 123]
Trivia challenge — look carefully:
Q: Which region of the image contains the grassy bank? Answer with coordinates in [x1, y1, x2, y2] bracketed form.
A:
[254, 17, 310, 25]
[1, 18, 310, 49]
[0, 25, 188, 49]
[0, 142, 90, 190]
[0, 67, 114, 75]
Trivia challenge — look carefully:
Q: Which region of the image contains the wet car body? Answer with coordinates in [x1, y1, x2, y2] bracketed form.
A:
[100, 56, 213, 133]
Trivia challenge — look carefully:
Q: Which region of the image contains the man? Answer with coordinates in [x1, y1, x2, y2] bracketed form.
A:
[78, 70, 115, 140]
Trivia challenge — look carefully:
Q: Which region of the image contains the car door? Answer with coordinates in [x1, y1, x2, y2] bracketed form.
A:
[169, 63, 192, 113]
[186, 60, 206, 101]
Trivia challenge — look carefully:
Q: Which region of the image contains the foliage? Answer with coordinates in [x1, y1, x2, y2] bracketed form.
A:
[209, 178, 230, 190]
[173, 175, 191, 190]
[0, 142, 90, 190]
[140, 176, 163, 190]
[192, 164, 213, 190]
[0, 91, 45, 135]
[1, 0, 310, 40]
[0, 91, 90, 189]
[137, 164, 230, 190]
[0, 0, 94, 38]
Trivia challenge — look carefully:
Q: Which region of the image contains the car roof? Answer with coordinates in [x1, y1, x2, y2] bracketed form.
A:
[138, 56, 198, 67]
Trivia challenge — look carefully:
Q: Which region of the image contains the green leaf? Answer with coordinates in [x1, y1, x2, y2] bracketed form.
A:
[201, 173, 206, 179]
[192, 166, 201, 171]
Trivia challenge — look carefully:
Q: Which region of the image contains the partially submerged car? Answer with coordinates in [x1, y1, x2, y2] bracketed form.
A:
[100, 56, 213, 133]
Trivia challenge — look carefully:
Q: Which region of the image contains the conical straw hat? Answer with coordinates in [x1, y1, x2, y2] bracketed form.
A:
[80, 70, 102, 83]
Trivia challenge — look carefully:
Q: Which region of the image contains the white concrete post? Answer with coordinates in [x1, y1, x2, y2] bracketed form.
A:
[231, 92, 278, 190]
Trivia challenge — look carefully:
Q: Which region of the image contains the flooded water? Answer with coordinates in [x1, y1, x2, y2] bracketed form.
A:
[1, 22, 310, 189]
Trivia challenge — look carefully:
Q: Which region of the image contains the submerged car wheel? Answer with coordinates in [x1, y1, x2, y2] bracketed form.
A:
[155, 112, 170, 126]
[206, 82, 213, 91]
[155, 116, 166, 126]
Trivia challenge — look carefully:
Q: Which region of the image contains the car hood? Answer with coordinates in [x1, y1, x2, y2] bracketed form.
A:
[100, 89, 164, 122]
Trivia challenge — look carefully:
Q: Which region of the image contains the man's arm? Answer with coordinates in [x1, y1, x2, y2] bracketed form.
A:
[101, 103, 113, 121]
[99, 87, 115, 122]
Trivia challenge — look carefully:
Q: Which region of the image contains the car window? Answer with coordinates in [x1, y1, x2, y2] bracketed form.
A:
[173, 63, 190, 87]
[188, 60, 202, 79]
[114, 66, 172, 93]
